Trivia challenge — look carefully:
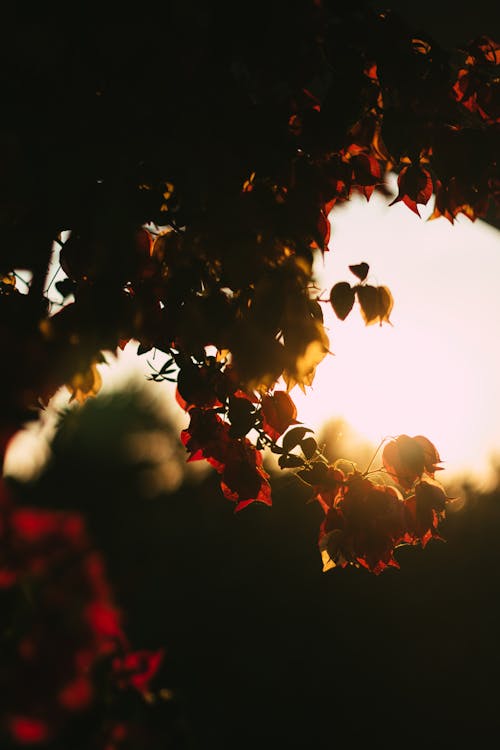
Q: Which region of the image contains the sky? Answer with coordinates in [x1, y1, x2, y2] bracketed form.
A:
[291, 178, 500, 489]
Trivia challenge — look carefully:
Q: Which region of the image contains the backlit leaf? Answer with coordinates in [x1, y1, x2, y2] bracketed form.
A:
[389, 164, 433, 216]
[382, 434, 426, 490]
[66, 362, 102, 404]
[355, 284, 379, 324]
[356, 284, 393, 325]
[261, 390, 298, 441]
[377, 285, 394, 324]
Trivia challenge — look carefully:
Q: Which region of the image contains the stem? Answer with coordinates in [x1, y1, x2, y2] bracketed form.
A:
[28, 232, 56, 313]
[44, 263, 61, 295]
[363, 437, 390, 476]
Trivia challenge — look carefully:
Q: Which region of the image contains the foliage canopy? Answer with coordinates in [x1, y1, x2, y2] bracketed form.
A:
[1, 0, 499, 566]
[0, 4, 498, 745]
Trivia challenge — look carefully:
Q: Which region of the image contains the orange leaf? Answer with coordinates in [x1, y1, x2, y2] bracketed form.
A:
[355, 284, 378, 323]
[377, 285, 394, 325]
[66, 362, 102, 404]
[356, 284, 393, 326]
[382, 435, 427, 490]
[413, 435, 444, 476]
[390, 164, 433, 216]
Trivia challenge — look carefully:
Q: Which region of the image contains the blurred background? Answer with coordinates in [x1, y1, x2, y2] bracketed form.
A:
[5, 370, 500, 746]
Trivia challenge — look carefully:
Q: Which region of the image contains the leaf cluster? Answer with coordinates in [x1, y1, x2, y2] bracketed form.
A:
[0, 6, 495, 542]
[329, 262, 394, 325]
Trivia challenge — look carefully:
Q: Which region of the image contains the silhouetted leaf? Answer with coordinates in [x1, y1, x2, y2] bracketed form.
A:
[269, 443, 285, 454]
[55, 278, 76, 299]
[300, 436, 317, 460]
[330, 282, 355, 320]
[349, 262, 369, 281]
[297, 460, 329, 486]
[282, 426, 314, 454]
[228, 395, 257, 438]
[278, 453, 306, 469]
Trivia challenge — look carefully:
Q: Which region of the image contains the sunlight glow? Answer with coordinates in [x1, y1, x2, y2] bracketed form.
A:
[5, 181, 499, 492]
[291, 179, 500, 489]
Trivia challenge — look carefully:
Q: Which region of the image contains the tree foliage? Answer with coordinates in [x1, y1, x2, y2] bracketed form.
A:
[0, 4, 498, 746]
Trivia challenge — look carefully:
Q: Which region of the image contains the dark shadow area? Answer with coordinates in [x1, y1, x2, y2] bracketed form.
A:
[367, 0, 499, 50]
[7, 389, 500, 747]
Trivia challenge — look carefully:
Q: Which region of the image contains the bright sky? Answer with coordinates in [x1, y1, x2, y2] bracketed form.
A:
[5, 179, 500, 492]
[292, 179, 500, 490]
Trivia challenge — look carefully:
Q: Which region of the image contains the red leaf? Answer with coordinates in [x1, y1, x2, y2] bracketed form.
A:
[176, 362, 223, 411]
[319, 475, 407, 574]
[261, 390, 298, 441]
[85, 602, 124, 647]
[221, 440, 271, 508]
[113, 649, 165, 694]
[58, 677, 93, 711]
[404, 479, 447, 546]
[390, 164, 433, 216]
[316, 208, 332, 252]
[9, 717, 49, 745]
[12, 509, 60, 541]
[413, 435, 443, 476]
[382, 435, 427, 490]
[351, 153, 382, 199]
[180, 408, 231, 471]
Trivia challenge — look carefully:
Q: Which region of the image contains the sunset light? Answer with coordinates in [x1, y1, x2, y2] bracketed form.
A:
[6, 178, 499, 492]
[291, 178, 500, 488]
[2, 7, 499, 746]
